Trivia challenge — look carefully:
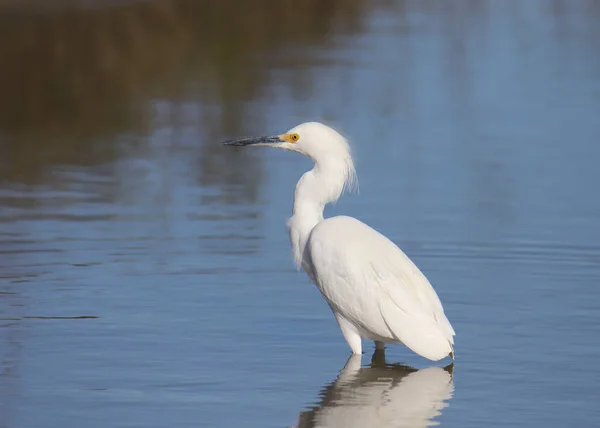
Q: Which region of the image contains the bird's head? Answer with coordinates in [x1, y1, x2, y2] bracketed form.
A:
[222, 122, 352, 163]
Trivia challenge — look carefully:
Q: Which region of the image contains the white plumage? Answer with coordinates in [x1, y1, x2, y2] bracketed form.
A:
[306, 216, 454, 360]
[224, 122, 455, 360]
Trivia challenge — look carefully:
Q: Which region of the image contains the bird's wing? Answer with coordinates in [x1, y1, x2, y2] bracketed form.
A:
[306, 216, 455, 360]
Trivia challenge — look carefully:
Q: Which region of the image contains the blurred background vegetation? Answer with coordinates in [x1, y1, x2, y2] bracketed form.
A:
[2, 0, 598, 191]
[0, 0, 377, 190]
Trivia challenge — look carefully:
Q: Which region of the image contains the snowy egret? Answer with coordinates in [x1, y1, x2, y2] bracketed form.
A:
[223, 122, 455, 361]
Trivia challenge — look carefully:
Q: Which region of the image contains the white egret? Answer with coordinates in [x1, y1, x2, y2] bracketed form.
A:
[223, 122, 455, 361]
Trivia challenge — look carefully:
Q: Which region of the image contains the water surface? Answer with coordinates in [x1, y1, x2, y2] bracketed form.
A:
[1, 1, 600, 427]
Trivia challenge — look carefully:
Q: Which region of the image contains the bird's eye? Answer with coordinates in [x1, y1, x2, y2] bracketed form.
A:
[290, 133, 300, 142]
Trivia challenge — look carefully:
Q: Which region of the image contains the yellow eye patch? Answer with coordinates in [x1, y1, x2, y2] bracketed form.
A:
[281, 133, 300, 143]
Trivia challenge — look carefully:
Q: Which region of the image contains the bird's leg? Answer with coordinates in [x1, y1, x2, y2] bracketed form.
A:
[375, 341, 385, 351]
[334, 314, 362, 355]
[370, 347, 386, 367]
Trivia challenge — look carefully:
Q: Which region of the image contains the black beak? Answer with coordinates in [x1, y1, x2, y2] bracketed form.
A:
[222, 135, 283, 147]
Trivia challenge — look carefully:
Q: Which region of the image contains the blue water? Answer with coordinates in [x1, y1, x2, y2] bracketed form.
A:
[1, 1, 600, 427]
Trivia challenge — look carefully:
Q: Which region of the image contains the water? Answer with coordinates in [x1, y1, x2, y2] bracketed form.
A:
[1, 1, 600, 427]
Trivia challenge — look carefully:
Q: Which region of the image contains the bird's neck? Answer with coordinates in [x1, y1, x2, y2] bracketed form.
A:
[287, 158, 355, 268]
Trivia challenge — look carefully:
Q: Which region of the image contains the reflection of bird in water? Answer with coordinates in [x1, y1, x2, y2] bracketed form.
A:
[224, 122, 455, 360]
[292, 351, 454, 428]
